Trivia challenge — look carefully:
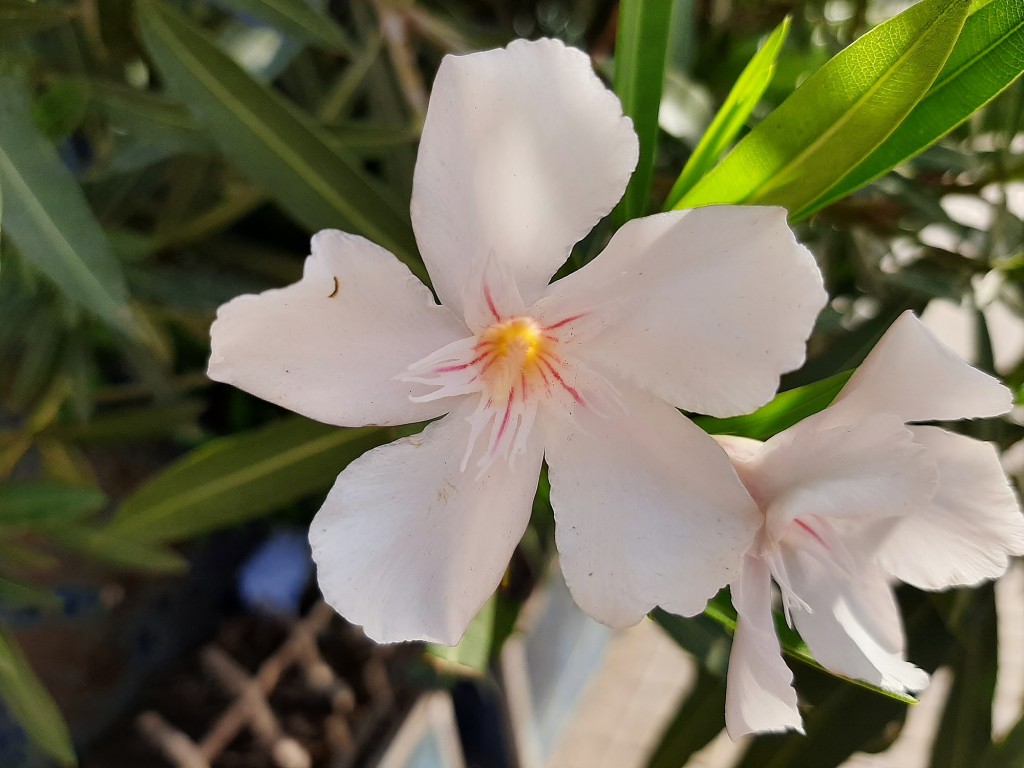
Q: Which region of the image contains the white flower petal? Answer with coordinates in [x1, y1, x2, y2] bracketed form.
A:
[209, 230, 467, 427]
[544, 383, 760, 627]
[544, 207, 826, 417]
[714, 435, 765, 465]
[726, 555, 804, 739]
[751, 414, 938, 540]
[827, 310, 1011, 425]
[411, 38, 638, 314]
[309, 398, 543, 645]
[785, 548, 928, 694]
[876, 426, 1024, 590]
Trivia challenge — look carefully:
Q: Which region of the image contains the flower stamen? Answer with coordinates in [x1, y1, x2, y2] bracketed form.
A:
[400, 306, 620, 474]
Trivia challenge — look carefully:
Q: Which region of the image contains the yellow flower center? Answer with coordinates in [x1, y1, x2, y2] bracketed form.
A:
[476, 317, 554, 401]
[480, 317, 543, 362]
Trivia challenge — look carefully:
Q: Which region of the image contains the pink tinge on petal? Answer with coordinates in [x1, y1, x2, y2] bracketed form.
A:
[751, 412, 938, 540]
[401, 275, 623, 474]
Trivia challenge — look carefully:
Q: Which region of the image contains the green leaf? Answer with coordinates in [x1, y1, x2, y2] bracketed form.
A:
[427, 593, 496, 675]
[664, 17, 790, 209]
[983, 714, 1024, 768]
[652, 608, 732, 677]
[0, 483, 105, 528]
[43, 400, 205, 444]
[111, 417, 389, 542]
[90, 82, 215, 157]
[0, 628, 75, 766]
[0, 577, 62, 611]
[48, 526, 189, 573]
[695, 370, 853, 441]
[614, 0, 674, 222]
[734, 667, 908, 768]
[646, 667, 726, 768]
[135, 0, 422, 279]
[31, 80, 91, 142]
[931, 586, 998, 768]
[0, 0, 74, 42]
[0, 75, 137, 337]
[656, 590, 918, 707]
[802, 0, 1024, 218]
[216, 0, 354, 53]
[676, 0, 971, 214]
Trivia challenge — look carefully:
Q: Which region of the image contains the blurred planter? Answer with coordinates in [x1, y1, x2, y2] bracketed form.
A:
[10, 531, 255, 767]
[500, 568, 613, 768]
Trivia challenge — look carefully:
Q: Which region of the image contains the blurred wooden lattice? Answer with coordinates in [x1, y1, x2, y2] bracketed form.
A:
[133, 601, 414, 768]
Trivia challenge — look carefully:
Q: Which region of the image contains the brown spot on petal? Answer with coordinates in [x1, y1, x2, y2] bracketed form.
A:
[328, 276, 340, 298]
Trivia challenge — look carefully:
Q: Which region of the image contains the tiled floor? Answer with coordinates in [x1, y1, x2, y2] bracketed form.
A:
[547, 562, 1024, 768]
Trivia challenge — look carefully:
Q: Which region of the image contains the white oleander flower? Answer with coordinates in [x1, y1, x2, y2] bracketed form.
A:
[208, 38, 826, 645]
[716, 311, 1024, 738]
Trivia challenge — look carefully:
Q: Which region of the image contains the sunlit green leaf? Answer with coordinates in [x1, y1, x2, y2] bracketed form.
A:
[111, 417, 389, 542]
[656, 590, 917, 707]
[136, 0, 422, 279]
[677, 0, 970, 214]
[664, 17, 790, 209]
[427, 593, 496, 675]
[695, 370, 853, 441]
[803, 0, 1024, 218]
[0, 75, 138, 337]
[0, 628, 75, 766]
[614, 0, 674, 222]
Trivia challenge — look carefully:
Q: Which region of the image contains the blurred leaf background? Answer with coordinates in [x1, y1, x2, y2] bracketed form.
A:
[1, 0, 1024, 765]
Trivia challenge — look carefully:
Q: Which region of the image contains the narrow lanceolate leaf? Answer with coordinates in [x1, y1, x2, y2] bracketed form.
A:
[695, 370, 853, 441]
[0, 483, 105, 528]
[984, 714, 1024, 768]
[614, 0, 674, 222]
[136, 0, 421, 277]
[0, 629, 75, 766]
[801, 0, 1024, 218]
[111, 417, 389, 543]
[646, 668, 726, 768]
[664, 17, 790, 209]
[676, 0, 971, 215]
[427, 593, 496, 675]
[0, 76, 137, 337]
[215, 0, 354, 54]
[0, 577, 62, 611]
[931, 586, 999, 768]
[0, 0, 75, 43]
[90, 82, 215, 156]
[48, 526, 189, 573]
